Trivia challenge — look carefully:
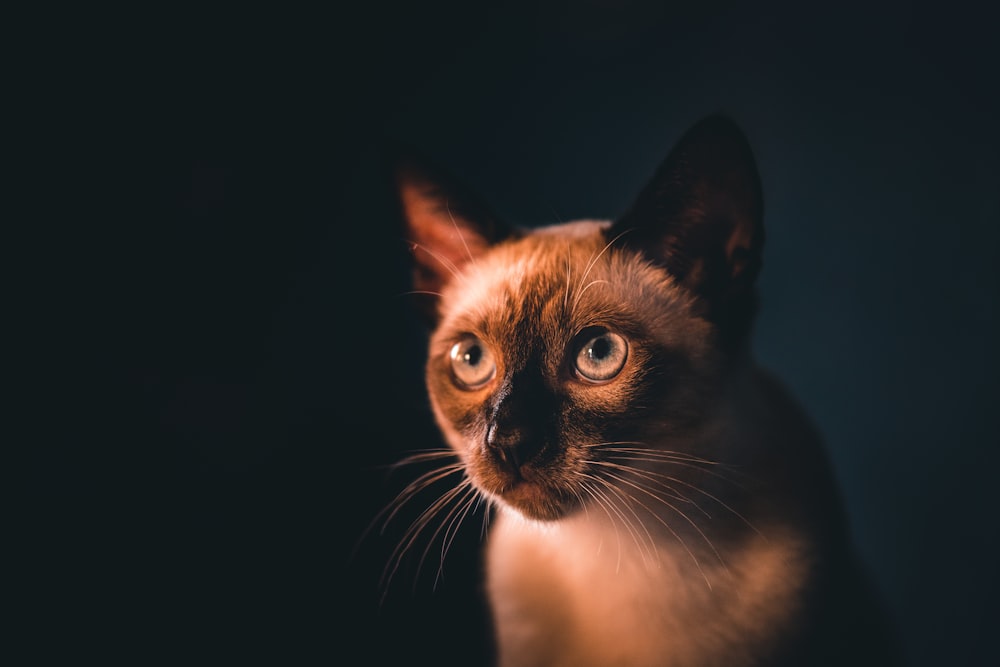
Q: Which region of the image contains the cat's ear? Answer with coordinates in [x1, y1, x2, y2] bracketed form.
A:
[609, 115, 764, 340]
[389, 145, 511, 326]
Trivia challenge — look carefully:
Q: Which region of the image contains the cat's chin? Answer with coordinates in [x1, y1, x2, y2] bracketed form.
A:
[487, 479, 579, 522]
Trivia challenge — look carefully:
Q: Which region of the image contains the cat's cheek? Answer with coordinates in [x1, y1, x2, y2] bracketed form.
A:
[427, 360, 479, 413]
[569, 385, 630, 414]
[431, 403, 485, 458]
[566, 366, 646, 418]
[426, 375, 491, 456]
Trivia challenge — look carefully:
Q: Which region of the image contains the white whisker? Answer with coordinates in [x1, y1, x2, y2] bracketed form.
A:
[446, 201, 480, 269]
[605, 451, 746, 488]
[574, 278, 609, 304]
[601, 469, 729, 583]
[563, 246, 573, 312]
[580, 480, 624, 574]
[406, 239, 470, 286]
[379, 462, 466, 531]
[431, 484, 482, 591]
[357, 445, 491, 603]
[595, 444, 764, 540]
[592, 460, 707, 514]
[382, 479, 471, 598]
[591, 442, 724, 466]
[581, 473, 659, 568]
[399, 289, 444, 298]
[571, 228, 632, 314]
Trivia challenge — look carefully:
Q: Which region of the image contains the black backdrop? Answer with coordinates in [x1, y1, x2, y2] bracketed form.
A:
[26, 2, 998, 665]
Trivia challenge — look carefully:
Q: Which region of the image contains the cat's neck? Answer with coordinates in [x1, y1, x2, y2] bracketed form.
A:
[487, 484, 811, 667]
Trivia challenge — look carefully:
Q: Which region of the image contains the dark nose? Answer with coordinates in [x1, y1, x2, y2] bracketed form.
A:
[485, 373, 548, 474]
[486, 421, 543, 473]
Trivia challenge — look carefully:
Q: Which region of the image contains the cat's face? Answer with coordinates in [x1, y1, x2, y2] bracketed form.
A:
[395, 116, 764, 523]
[424, 222, 719, 520]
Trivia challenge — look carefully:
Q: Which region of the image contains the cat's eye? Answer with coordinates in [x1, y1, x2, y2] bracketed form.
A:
[449, 334, 497, 390]
[573, 327, 628, 383]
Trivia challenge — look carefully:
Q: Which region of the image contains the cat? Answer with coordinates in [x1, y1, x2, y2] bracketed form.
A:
[388, 115, 900, 666]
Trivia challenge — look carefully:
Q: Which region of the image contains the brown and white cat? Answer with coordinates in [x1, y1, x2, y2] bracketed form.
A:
[391, 116, 900, 666]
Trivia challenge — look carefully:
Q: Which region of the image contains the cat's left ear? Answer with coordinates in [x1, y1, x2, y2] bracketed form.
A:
[608, 115, 765, 340]
[390, 145, 512, 326]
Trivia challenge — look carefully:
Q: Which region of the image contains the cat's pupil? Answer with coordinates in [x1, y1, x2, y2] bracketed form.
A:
[589, 337, 611, 361]
[464, 345, 482, 366]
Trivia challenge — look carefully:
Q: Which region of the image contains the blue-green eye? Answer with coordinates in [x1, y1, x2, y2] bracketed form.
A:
[449, 334, 496, 389]
[574, 327, 627, 383]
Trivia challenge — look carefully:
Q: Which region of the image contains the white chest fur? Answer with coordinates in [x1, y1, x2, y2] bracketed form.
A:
[486, 508, 807, 667]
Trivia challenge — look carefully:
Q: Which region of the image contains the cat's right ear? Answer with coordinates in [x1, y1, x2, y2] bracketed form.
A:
[607, 115, 765, 346]
[388, 145, 510, 326]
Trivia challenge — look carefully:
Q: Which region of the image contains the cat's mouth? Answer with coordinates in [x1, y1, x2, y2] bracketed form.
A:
[498, 480, 568, 521]
[473, 464, 578, 521]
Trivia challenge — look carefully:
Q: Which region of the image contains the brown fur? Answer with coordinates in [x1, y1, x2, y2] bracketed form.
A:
[392, 116, 900, 666]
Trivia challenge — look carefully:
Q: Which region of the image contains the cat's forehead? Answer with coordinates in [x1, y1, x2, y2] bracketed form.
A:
[436, 219, 697, 340]
[530, 219, 611, 239]
[439, 220, 611, 324]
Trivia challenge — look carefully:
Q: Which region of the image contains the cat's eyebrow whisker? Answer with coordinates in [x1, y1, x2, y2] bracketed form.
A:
[571, 279, 610, 312]
[577, 228, 632, 290]
[406, 238, 471, 286]
[570, 228, 633, 316]
[563, 247, 573, 312]
[446, 201, 481, 270]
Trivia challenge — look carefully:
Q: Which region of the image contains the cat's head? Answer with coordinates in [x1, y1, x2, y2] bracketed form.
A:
[393, 116, 764, 522]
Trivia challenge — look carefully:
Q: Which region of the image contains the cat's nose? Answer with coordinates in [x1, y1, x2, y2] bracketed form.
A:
[485, 421, 543, 474]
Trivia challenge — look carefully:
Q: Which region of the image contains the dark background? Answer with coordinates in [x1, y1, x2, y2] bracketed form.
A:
[26, 1, 997, 665]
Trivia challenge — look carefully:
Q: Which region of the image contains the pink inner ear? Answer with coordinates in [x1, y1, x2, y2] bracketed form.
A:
[401, 180, 491, 281]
